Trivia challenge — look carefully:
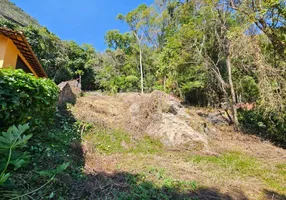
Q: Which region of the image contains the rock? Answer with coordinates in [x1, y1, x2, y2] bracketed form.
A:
[128, 90, 208, 147]
[206, 111, 230, 125]
[58, 82, 77, 106]
[146, 113, 208, 146]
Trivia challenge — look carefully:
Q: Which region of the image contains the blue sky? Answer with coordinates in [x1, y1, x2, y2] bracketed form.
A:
[11, 0, 154, 51]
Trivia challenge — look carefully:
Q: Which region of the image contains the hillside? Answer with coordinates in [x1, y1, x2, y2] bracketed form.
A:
[70, 92, 286, 199]
[0, 0, 39, 27]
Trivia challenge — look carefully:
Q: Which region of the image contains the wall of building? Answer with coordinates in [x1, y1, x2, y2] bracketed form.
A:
[0, 35, 38, 77]
[0, 35, 8, 68]
[3, 37, 18, 68]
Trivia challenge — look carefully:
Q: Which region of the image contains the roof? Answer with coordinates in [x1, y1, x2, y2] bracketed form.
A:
[0, 27, 47, 78]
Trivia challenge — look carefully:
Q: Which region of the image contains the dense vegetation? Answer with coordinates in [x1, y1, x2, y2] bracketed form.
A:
[0, 69, 59, 131]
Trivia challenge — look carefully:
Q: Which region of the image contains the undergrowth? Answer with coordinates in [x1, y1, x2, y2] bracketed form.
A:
[1, 110, 85, 199]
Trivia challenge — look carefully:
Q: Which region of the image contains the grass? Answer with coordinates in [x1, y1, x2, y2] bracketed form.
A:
[186, 151, 286, 193]
[82, 124, 286, 198]
[115, 169, 198, 200]
[3, 108, 285, 199]
[83, 127, 163, 155]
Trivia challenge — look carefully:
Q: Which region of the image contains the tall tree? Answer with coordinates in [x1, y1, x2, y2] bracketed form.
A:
[117, 4, 152, 94]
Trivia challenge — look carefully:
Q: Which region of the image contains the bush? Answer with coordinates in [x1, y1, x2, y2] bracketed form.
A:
[239, 109, 286, 147]
[0, 69, 59, 131]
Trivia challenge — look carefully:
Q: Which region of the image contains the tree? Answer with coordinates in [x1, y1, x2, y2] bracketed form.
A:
[105, 30, 134, 53]
[229, 0, 286, 59]
[117, 4, 151, 94]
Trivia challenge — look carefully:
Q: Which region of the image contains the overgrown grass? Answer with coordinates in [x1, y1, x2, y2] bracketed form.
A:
[83, 127, 163, 155]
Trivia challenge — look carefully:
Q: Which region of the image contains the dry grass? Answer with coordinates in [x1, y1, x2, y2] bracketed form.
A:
[70, 93, 286, 200]
[80, 125, 286, 200]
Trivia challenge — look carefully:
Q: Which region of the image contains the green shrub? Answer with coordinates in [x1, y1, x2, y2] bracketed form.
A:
[0, 69, 59, 131]
[239, 110, 286, 146]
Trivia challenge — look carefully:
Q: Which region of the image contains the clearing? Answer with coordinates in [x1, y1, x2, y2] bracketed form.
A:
[66, 91, 286, 200]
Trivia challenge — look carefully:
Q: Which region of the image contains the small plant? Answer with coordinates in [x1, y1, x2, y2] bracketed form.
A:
[0, 124, 32, 185]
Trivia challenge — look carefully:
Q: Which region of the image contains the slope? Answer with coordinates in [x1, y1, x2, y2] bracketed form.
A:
[69, 92, 286, 200]
[0, 0, 39, 27]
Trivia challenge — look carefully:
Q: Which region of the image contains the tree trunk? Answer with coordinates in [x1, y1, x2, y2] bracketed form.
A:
[79, 74, 82, 90]
[163, 75, 166, 91]
[226, 53, 239, 126]
[139, 47, 144, 94]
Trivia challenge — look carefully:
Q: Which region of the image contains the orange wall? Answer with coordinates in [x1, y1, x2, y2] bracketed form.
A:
[0, 35, 38, 77]
[3, 38, 18, 68]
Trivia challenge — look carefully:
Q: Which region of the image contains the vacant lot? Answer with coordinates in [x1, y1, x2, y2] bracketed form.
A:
[65, 93, 286, 199]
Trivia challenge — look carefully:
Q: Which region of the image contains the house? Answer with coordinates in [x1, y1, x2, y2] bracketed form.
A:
[0, 27, 47, 78]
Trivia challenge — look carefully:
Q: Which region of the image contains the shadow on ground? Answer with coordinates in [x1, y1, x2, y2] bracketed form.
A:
[264, 190, 286, 200]
[67, 171, 249, 200]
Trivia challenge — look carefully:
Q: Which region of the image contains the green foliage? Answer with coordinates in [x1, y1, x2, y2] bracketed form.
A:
[105, 30, 134, 53]
[238, 76, 260, 102]
[239, 110, 286, 146]
[0, 69, 59, 131]
[38, 162, 70, 178]
[2, 111, 84, 199]
[0, 124, 31, 185]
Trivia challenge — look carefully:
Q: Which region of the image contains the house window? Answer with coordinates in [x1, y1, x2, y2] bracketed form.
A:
[16, 56, 32, 74]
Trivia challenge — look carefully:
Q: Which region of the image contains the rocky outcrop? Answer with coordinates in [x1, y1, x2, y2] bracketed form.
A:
[128, 91, 208, 147]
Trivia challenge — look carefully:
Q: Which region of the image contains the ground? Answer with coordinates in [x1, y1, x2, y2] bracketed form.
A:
[9, 92, 285, 200]
[64, 92, 286, 200]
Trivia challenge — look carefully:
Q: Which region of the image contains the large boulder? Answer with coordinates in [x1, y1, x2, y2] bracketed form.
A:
[128, 91, 208, 147]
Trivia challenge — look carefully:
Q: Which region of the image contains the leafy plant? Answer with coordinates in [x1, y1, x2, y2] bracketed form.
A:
[38, 162, 70, 178]
[0, 69, 59, 131]
[0, 124, 32, 185]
